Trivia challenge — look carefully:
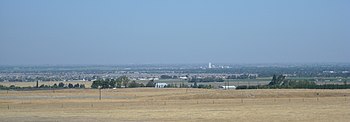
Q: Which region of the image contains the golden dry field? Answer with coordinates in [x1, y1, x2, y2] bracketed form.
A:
[1, 88, 350, 122]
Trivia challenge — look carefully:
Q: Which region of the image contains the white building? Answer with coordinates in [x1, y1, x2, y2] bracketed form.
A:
[149, 78, 159, 80]
[220, 86, 236, 89]
[179, 76, 188, 80]
[155, 83, 168, 88]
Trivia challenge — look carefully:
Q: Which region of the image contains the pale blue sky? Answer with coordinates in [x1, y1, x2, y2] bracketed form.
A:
[0, 0, 349, 65]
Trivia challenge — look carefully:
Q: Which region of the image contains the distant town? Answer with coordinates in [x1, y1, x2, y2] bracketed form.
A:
[1, 63, 349, 84]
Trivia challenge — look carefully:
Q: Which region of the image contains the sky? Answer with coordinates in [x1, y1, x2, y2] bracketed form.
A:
[0, 0, 349, 65]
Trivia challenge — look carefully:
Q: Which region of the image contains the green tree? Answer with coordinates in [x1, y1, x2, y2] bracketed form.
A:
[109, 79, 117, 88]
[268, 74, 285, 86]
[52, 83, 58, 88]
[268, 74, 277, 85]
[74, 83, 80, 88]
[146, 80, 155, 87]
[9, 85, 16, 89]
[116, 79, 122, 88]
[91, 80, 101, 89]
[58, 82, 65, 88]
[68, 83, 74, 88]
[192, 81, 198, 88]
[118, 76, 129, 88]
[91, 76, 130, 89]
[139, 83, 145, 87]
[128, 81, 140, 88]
[101, 79, 110, 88]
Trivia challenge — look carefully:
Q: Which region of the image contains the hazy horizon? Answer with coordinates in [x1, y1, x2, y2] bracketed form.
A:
[0, 62, 350, 66]
[1, 0, 349, 65]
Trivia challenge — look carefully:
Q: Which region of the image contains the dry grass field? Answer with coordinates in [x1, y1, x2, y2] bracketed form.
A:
[1, 88, 350, 122]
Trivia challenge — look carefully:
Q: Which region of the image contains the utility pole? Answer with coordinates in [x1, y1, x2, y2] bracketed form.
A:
[99, 88, 102, 100]
[98, 87, 102, 100]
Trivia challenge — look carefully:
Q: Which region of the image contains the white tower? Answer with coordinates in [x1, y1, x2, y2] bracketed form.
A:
[209, 62, 212, 68]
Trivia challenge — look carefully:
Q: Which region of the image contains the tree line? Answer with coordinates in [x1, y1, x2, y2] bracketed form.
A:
[91, 76, 149, 89]
[0, 82, 85, 90]
[188, 77, 224, 83]
[237, 74, 350, 89]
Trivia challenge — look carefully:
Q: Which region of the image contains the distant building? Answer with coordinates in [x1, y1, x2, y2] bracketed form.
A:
[179, 76, 188, 80]
[155, 83, 168, 88]
[220, 86, 236, 89]
[209, 62, 212, 68]
[149, 78, 159, 81]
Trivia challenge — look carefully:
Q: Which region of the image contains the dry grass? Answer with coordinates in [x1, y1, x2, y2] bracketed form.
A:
[1, 88, 350, 122]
